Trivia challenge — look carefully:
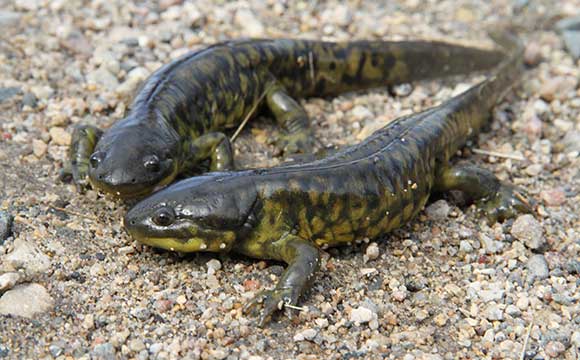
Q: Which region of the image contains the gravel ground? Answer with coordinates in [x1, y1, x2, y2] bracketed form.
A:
[1, 0, 579, 359]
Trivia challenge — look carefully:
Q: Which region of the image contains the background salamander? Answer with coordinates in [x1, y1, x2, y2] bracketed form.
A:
[65, 38, 506, 197]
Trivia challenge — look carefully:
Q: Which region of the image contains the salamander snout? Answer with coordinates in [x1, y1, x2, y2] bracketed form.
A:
[87, 148, 177, 198]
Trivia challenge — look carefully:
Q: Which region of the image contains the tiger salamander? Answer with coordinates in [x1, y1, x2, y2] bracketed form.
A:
[124, 33, 531, 326]
[66, 38, 506, 197]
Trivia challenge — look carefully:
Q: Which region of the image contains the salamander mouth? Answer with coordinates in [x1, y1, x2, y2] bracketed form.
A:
[89, 164, 179, 199]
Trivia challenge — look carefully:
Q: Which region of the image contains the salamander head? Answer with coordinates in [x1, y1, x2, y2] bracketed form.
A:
[124, 174, 258, 252]
[88, 122, 180, 198]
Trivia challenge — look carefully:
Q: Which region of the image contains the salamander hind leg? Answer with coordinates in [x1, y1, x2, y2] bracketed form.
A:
[187, 132, 235, 172]
[243, 235, 320, 327]
[435, 165, 534, 223]
[60, 124, 103, 192]
[266, 85, 318, 155]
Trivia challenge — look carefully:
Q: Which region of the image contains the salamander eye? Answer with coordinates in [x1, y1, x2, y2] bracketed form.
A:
[144, 155, 160, 173]
[89, 152, 105, 169]
[152, 207, 175, 227]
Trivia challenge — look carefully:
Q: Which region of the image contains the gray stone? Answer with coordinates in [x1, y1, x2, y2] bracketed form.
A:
[563, 131, 580, 153]
[4, 237, 50, 275]
[459, 240, 473, 253]
[505, 305, 521, 317]
[234, 9, 264, 37]
[206, 259, 222, 275]
[527, 254, 549, 282]
[0, 283, 54, 318]
[567, 260, 580, 274]
[479, 284, 505, 303]
[555, 16, 580, 31]
[49, 344, 63, 357]
[149, 343, 163, 354]
[0, 272, 21, 292]
[21, 92, 38, 109]
[350, 306, 375, 324]
[479, 233, 503, 254]
[555, 16, 580, 60]
[571, 331, 580, 348]
[0, 211, 13, 243]
[425, 200, 451, 221]
[0, 87, 20, 104]
[510, 214, 545, 250]
[561, 31, 580, 59]
[92, 342, 116, 360]
[86, 66, 119, 91]
[0, 11, 21, 28]
[484, 303, 504, 321]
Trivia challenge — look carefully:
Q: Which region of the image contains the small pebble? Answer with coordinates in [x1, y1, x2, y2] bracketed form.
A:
[425, 200, 450, 221]
[0, 11, 22, 28]
[459, 240, 473, 253]
[516, 295, 529, 310]
[0, 283, 54, 318]
[206, 259, 222, 275]
[0, 87, 21, 104]
[21, 92, 37, 109]
[31, 139, 47, 158]
[540, 76, 578, 102]
[505, 305, 521, 317]
[544, 341, 566, 358]
[566, 260, 580, 274]
[523, 42, 542, 66]
[49, 127, 72, 146]
[540, 188, 566, 207]
[49, 345, 63, 357]
[510, 214, 545, 250]
[415, 309, 429, 321]
[483, 303, 504, 321]
[234, 9, 265, 37]
[433, 313, 448, 326]
[365, 242, 379, 260]
[0, 272, 21, 291]
[128, 339, 146, 353]
[350, 306, 375, 324]
[571, 331, 580, 348]
[293, 328, 317, 342]
[92, 343, 116, 360]
[527, 254, 549, 282]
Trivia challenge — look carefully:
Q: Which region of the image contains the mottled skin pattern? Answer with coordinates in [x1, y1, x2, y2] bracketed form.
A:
[64, 39, 506, 197]
[125, 34, 532, 326]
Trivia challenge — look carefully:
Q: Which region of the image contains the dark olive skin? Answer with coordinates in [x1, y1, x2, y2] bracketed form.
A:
[125, 34, 533, 326]
[65, 38, 506, 198]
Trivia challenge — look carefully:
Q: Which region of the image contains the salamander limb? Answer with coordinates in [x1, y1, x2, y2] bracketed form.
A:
[434, 165, 533, 223]
[61, 124, 103, 191]
[243, 234, 320, 327]
[266, 85, 318, 154]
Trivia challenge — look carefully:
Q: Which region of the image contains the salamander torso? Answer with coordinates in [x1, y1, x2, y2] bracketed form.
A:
[66, 38, 505, 197]
[124, 33, 532, 326]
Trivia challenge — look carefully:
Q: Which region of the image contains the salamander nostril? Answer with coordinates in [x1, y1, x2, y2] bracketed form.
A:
[131, 178, 137, 183]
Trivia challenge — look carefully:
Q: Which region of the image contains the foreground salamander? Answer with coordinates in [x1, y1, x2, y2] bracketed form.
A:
[124, 33, 532, 326]
[66, 38, 506, 197]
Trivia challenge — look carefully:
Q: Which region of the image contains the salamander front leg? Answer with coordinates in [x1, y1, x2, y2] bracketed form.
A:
[60, 125, 103, 192]
[435, 165, 533, 223]
[243, 235, 320, 327]
[266, 87, 317, 155]
[187, 132, 235, 172]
